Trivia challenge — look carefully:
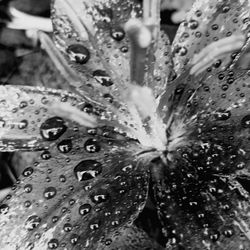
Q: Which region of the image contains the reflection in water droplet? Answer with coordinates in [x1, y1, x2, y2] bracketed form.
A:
[59, 175, 66, 182]
[214, 109, 231, 121]
[241, 115, 250, 128]
[40, 117, 67, 141]
[23, 167, 34, 177]
[63, 223, 73, 232]
[24, 184, 33, 193]
[43, 187, 57, 199]
[0, 204, 9, 214]
[48, 238, 59, 249]
[66, 44, 90, 64]
[209, 230, 220, 242]
[70, 234, 79, 245]
[223, 227, 234, 237]
[79, 204, 92, 216]
[90, 191, 110, 204]
[57, 139, 72, 153]
[110, 26, 125, 41]
[93, 70, 113, 86]
[18, 119, 28, 129]
[89, 222, 100, 230]
[84, 138, 101, 153]
[25, 215, 41, 231]
[74, 160, 102, 181]
[41, 150, 51, 160]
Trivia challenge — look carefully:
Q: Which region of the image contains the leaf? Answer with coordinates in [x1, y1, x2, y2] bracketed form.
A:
[52, 0, 172, 100]
[171, 0, 250, 78]
[96, 224, 164, 250]
[0, 85, 99, 151]
[153, 159, 250, 249]
[0, 128, 154, 249]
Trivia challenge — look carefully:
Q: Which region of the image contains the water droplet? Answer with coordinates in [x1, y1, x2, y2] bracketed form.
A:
[74, 160, 102, 181]
[87, 128, 97, 135]
[43, 187, 57, 199]
[111, 220, 119, 226]
[23, 167, 34, 177]
[52, 216, 59, 223]
[67, 44, 90, 64]
[189, 19, 199, 29]
[59, 175, 66, 182]
[120, 46, 128, 53]
[222, 6, 230, 13]
[24, 184, 33, 193]
[223, 227, 234, 237]
[79, 204, 92, 216]
[89, 222, 100, 230]
[41, 150, 51, 160]
[209, 230, 220, 242]
[122, 164, 133, 172]
[84, 139, 101, 153]
[24, 200, 31, 207]
[18, 120, 28, 129]
[211, 24, 219, 30]
[0, 204, 9, 214]
[90, 191, 110, 204]
[93, 70, 113, 86]
[103, 93, 113, 103]
[25, 215, 41, 231]
[64, 223, 73, 232]
[82, 103, 93, 113]
[48, 239, 59, 249]
[40, 117, 67, 141]
[110, 26, 125, 41]
[57, 139, 72, 153]
[241, 115, 250, 128]
[0, 119, 6, 128]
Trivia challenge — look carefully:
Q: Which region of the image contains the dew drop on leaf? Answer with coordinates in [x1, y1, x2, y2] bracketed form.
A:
[66, 44, 90, 64]
[40, 117, 67, 141]
[25, 215, 41, 231]
[43, 187, 57, 199]
[79, 204, 92, 216]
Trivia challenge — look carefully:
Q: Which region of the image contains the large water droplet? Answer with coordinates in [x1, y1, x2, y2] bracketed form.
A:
[74, 160, 102, 181]
[84, 138, 101, 153]
[66, 44, 90, 64]
[43, 187, 57, 199]
[57, 139, 72, 153]
[25, 215, 41, 231]
[79, 204, 92, 216]
[40, 117, 67, 141]
[93, 70, 113, 86]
